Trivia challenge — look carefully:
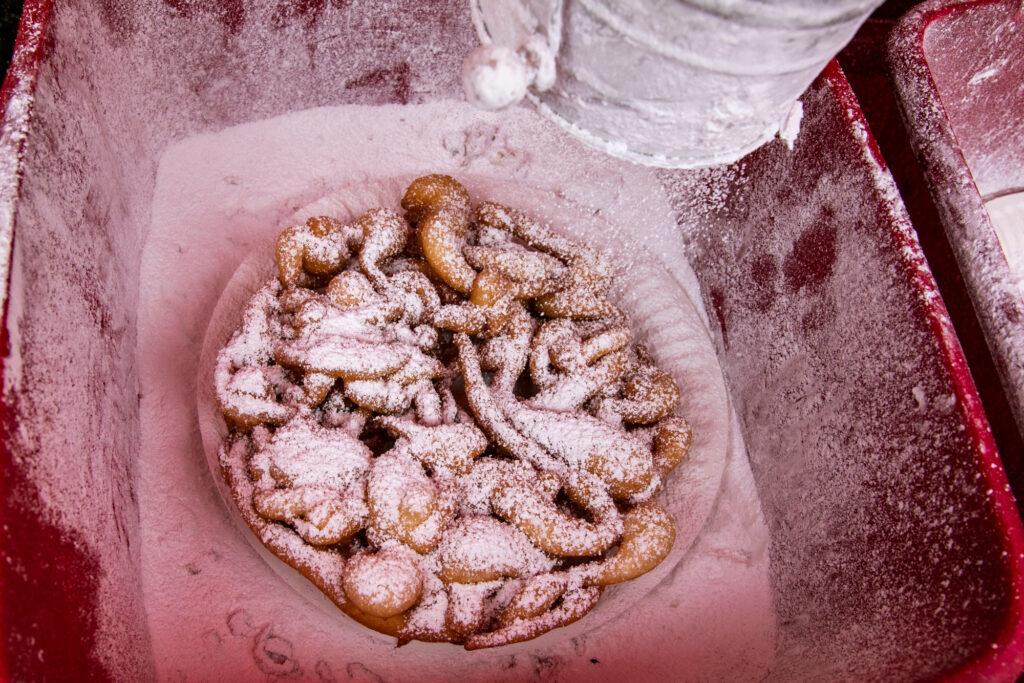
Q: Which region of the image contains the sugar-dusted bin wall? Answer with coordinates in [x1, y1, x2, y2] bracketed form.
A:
[0, 0, 1022, 680]
[890, 0, 1024, 498]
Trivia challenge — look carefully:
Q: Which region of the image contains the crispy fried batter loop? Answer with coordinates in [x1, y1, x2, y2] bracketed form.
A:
[215, 176, 693, 649]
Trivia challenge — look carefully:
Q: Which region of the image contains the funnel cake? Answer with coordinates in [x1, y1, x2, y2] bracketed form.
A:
[213, 175, 693, 649]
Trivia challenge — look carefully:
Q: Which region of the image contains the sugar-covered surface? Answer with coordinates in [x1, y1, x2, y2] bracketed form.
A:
[472, 0, 877, 168]
[1, 2, 478, 677]
[683, 64, 1023, 679]
[922, 4, 1024, 199]
[4, 0, 1023, 679]
[140, 101, 773, 680]
[890, 0, 1024, 438]
[923, 1, 1024, 293]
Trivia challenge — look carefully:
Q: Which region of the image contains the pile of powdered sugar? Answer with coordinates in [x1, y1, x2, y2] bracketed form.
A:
[138, 100, 776, 680]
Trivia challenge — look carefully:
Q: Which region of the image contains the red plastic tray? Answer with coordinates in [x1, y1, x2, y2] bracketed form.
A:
[890, 0, 1024, 476]
[0, 0, 1021, 679]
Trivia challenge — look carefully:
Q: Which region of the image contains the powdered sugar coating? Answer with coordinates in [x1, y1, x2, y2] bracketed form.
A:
[343, 551, 424, 618]
[254, 416, 370, 490]
[178, 102, 735, 678]
[210, 176, 712, 647]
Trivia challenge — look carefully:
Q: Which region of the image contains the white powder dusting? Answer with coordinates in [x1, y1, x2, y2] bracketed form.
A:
[472, 0, 880, 167]
[0, 9, 46, 314]
[138, 100, 776, 679]
[902, 0, 1024, 440]
[912, 384, 927, 411]
[0, 8, 49, 399]
[968, 62, 1004, 86]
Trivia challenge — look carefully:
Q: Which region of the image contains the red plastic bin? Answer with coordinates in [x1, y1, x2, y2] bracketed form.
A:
[890, 0, 1024, 457]
[0, 1, 1022, 680]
